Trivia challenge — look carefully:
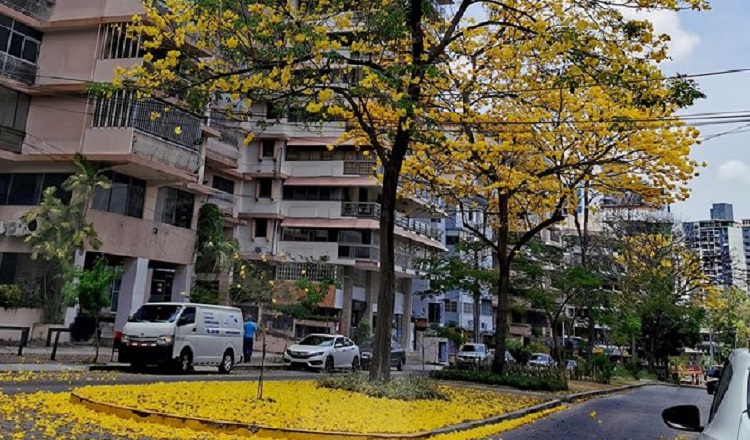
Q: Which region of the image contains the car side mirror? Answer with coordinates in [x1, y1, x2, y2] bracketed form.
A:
[662, 405, 704, 433]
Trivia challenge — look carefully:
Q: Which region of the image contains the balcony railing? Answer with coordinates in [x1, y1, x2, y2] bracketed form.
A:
[0, 53, 37, 84]
[0, 0, 52, 21]
[340, 202, 443, 241]
[93, 94, 203, 150]
[343, 160, 376, 175]
[338, 244, 379, 260]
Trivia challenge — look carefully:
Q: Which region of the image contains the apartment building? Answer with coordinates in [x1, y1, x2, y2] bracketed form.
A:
[684, 203, 748, 293]
[0, 0, 242, 331]
[235, 105, 447, 346]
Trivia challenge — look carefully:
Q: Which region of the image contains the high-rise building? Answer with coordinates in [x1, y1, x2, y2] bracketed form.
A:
[0, 1, 242, 334]
[684, 204, 747, 293]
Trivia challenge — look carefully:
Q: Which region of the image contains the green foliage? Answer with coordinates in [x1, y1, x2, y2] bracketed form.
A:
[0, 285, 22, 308]
[318, 372, 448, 401]
[416, 240, 496, 298]
[427, 322, 466, 347]
[431, 369, 568, 392]
[72, 258, 121, 314]
[506, 339, 532, 365]
[22, 154, 110, 322]
[592, 353, 614, 384]
[353, 319, 372, 345]
[527, 341, 550, 355]
[189, 283, 220, 305]
[195, 203, 238, 275]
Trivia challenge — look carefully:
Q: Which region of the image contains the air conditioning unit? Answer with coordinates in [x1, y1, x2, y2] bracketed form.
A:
[5, 220, 35, 237]
[0, 221, 5, 235]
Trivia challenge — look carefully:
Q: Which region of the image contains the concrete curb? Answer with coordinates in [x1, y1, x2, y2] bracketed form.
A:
[86, 363, 287, 372]
[561, 383, 647, 403]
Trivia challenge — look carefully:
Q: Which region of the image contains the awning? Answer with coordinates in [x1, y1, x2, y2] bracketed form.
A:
[284, 176, 379, 187]
[286, 137, 355, 146]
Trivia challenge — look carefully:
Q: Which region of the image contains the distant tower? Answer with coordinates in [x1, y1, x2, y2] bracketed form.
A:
[710, 203, 734, 222]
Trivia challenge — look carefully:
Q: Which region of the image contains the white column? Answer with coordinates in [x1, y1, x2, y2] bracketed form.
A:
[340, 267, 354, 337]
[115, 258, 149, 331]
[366, 271, 379, 326]
[171, 264, 194, 302]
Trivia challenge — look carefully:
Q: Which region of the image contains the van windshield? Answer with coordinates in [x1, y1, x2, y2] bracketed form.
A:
[132, 305, 181, 323]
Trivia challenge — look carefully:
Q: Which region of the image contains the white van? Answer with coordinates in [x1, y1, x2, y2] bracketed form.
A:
[119, 302, 243, 374]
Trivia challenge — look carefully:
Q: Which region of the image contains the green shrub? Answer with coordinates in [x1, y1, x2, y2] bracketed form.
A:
[353, 319, 371, 345]
[593, 353, 614, 384]
[506, 339, 532, 365]
[431, 369, 568, 392]
[317, 372, 448, 401]
[527, 341, 550, 354]
[0, 285, 23, 308]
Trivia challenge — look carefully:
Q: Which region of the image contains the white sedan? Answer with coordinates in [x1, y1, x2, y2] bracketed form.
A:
[283, 334, 360, 371]
[663, 349, 750, 439]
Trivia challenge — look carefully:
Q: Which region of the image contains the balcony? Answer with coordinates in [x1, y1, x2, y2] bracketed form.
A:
[0, 0, 52, 21]
[0, 53, 37, 84]
[338, 244, 379, 261]
[340, 202, 443, 241]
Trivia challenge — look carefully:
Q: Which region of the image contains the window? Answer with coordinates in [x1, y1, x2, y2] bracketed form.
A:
[0, 86, 29, 132]
[92, 171, 146, 218]
[156, 187, 195, 229]
[211, 175, 235, 194]
[481, 301, 492, 316]
[285, 146, 371, 161]
[100, 22, 141, 59]
[446, 235, 459, 246]
[275, 262, 338, 281]
[261, 139, 275, 158]
[257, 179, 273, 198]
[511, 311, 524, 323]
[0, 252, 18, 284]
[179, 307, 196, 325]
[0, 15, 42, 83]
[0, 173, 72, 206]
[281, 228, 337, 242]
[445, 301, 458, 313]
[254, 219, 268, 239]
[708, 361, 732, 423]
[109, 275, 122, 312]
[427, 303, 441, 323]
[462, 303, 474, 314]
[283, 186, 343, 201]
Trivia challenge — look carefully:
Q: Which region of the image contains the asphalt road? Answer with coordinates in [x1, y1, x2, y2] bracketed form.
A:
[494, 385, 714, 440]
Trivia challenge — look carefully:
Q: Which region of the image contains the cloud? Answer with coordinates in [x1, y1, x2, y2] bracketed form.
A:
[717, 159, 750, 185]
[619, 9, 700, 62]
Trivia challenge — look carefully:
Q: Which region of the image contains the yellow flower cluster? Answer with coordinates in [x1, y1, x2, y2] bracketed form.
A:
[0, 370, 124, 383]
[74, 380, 544, 434]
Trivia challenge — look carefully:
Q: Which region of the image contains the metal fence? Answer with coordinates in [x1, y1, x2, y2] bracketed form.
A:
[0, 0, 52, 21]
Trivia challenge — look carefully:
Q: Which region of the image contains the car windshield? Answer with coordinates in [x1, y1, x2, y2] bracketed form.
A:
[460, 345, 483, 352]
[530, 354, 547, 361]
[298, 335, 335, 346]
[131, 305, 181, 323]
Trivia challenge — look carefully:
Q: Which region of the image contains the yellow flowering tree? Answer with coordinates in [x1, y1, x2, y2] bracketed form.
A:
[114, 0, 708, 379]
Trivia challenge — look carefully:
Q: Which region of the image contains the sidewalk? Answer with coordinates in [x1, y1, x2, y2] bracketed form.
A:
[0, 343, 284, 372]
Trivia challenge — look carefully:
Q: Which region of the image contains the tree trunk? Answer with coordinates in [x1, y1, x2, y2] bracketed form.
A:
[370, 165, 399, 382]
[550, 317, 562, 368]
[492, 193, 510, 374]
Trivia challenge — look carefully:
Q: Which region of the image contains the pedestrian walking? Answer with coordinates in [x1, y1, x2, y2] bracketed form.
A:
[243, 317, 258, 363]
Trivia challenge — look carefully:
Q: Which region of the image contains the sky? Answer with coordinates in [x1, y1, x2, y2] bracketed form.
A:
[651, 0, 750, 222]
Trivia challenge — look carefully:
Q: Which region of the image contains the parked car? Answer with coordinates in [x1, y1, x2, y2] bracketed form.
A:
[662, 349, 750, 439]
[455, 343, 493, 368]
[358, 339, 406, 371]
[119, 303, 243, 374]
[565, 359, 578, 371]
[489, 349, 517, 366]
[528, 353, 557, 368]
[704, 364, 723, 395]
[283, 334, 360, 371]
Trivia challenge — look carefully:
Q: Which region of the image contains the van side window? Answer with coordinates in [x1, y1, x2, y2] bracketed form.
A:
[180, 307, 196, 325]
[708, 362, 733, 423]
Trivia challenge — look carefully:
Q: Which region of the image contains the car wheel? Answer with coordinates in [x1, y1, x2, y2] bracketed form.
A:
[351, 356, 360, 371]
[397, 358, 404, 372]
[324, 356, 334, 373]
[176, 349, 192, 374]
[218, 350, 234, 374]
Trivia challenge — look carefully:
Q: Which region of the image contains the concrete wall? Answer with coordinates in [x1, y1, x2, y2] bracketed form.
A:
[49, 0, 143, 23]
[24, 97, 89, 154]
[0, 206, 196, 266]
[0, 308, 41, 341]
[36, 28, 99, 87]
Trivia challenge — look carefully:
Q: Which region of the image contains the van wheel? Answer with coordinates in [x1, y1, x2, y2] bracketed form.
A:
[176, 349, 193, 374]
[219, 350, 234, 374]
